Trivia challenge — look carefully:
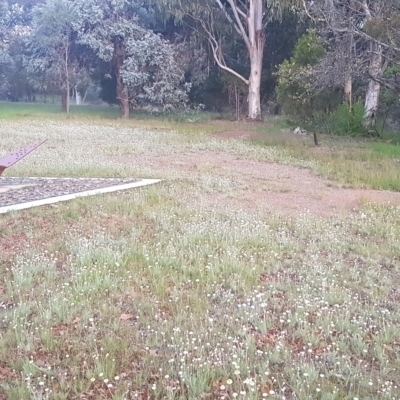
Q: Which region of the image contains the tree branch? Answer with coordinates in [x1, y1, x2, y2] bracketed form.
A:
[187, 8, 249, 86]
[323, 23, 400, 54]
[224, 0, 251, 51]
[209, 37, 249, 85]
[302, 0, 314, 20]
[215, 0, 242, 37]
[235, 2, 247, 19]
[368, 72, 399, 92]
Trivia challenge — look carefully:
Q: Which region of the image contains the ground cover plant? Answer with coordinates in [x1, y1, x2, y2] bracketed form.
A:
[1, 111, 400, 399]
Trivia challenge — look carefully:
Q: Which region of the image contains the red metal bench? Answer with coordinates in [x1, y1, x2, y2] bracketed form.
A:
[0, 140, 47, 176]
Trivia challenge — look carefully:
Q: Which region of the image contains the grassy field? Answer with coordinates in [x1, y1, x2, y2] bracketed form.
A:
[0, 102, 226, 123]
[1, 104, 400, 399]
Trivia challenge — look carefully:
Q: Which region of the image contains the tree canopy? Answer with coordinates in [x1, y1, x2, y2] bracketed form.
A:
[0, 0, 399, 128]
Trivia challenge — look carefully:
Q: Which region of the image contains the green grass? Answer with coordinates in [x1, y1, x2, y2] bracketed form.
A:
[252, 132, 400, 191]
[0, 101, 228, 123]
[0, 101, 120, 119]
[368, 142, 400, 158]
[1, 115, 400, 399]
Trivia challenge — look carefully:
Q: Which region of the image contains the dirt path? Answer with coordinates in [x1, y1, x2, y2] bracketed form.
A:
[130, 130, 400, 217]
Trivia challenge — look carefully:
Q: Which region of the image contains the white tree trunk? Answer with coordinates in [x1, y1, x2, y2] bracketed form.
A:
[344, 30, 353, 108]
[82, 89, 88, 104]
[248, 43, 263, 119]
[65, 34, 70, 114]
[364, 42, 382, 128]
[246, 0, 264, 119]
[344, 74, 352, 107]
[75, 87, 82, 105]
[364, 78, 380, 127]
[66, 80, 70, 114]
[212, 0, 265, 120]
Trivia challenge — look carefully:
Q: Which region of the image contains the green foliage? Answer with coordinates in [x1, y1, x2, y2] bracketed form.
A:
[260, 12, 308, 102]
[309, 102, 368, 137]
[334, 102, 367, 137]
[24, 0, 80, 97]
[189, 72, 226, 112]
[75, 0, 189, 112]
[1, 39, 35, 101]
[276, 31, 326, 117]
[379, 64, 400, 124]
[292, 31, 325, 66]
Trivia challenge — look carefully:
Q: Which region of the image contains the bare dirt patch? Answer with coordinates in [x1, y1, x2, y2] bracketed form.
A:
[128, 151, 400, 217]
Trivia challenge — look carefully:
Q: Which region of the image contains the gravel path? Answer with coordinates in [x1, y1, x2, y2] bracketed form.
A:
[0, 177, 140, 207]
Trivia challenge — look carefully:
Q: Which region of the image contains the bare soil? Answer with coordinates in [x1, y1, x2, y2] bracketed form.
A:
[130, 130, 400, 217]
[3, 130, 400, 218]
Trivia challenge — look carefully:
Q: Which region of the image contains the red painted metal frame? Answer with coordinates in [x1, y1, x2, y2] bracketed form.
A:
[0, 140, 47, 176]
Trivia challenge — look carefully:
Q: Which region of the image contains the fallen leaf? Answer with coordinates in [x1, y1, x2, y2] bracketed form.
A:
[262, 384, 270, 394]
[119, 313, 134, 321]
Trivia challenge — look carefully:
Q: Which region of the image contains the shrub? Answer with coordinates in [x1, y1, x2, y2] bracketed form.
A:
[308, 102, 368, 137]
[276, 31, 329, 117]
[335, 102, 366, 136]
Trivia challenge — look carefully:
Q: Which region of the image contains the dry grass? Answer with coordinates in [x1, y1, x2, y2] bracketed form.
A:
[1, 119, 400, 400]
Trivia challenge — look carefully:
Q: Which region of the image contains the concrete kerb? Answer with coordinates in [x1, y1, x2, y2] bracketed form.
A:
[0, 178, 162, 214]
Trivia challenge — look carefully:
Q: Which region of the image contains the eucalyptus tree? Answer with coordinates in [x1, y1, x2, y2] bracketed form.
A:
[0, 0, 39, 100]
[74, 0, 189, 118]
[361, 1, 400, 127]
[303, 0, 400, 127]
[24, 0, 81, 113]
[0, 1, 12, 97]
[151, 0, 299, 120]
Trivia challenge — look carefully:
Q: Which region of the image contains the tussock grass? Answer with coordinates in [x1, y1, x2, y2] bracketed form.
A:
[1, 115, 400, 399]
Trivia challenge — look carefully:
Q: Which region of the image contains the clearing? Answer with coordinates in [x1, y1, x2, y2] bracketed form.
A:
[1, 119, 400, 400]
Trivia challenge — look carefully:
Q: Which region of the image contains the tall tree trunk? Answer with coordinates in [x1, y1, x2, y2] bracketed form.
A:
[248, 30, 264, 119]
[364, 42, 382, 128]
[344, 30, 353, 108]
[66, 80, 70, 114]
[61, 90, 68, 112]
[114, 40, 129, 119]
[63, 34, 70, 114]
[117, 84, 129, 119]
[116, 75, 129, 119]
[75, 87, 82, 105]
[247, 0, 265, 119]
[344, 74, 352, 107]
[211, 0, 265, 120]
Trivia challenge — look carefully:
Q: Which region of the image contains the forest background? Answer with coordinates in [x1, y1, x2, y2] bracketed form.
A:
[1, 0, 400, 137]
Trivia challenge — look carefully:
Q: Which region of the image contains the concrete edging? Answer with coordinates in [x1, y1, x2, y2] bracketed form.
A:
[0, 178, 162, 214]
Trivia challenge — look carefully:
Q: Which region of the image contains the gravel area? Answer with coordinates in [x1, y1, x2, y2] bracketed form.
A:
[0, 177, 140, 207]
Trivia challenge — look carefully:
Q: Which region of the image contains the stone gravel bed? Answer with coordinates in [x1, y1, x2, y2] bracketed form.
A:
[0, 177, 140, 207]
